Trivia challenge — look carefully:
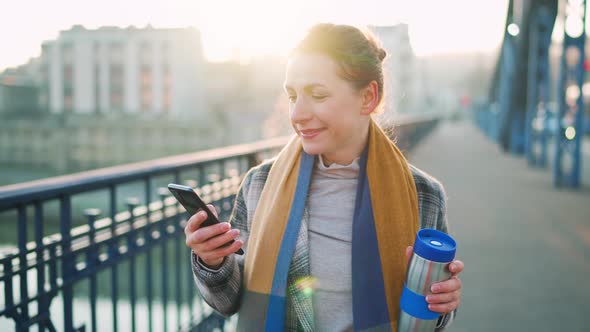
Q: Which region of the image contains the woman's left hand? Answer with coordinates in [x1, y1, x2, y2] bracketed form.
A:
[405, 246, 464, 314]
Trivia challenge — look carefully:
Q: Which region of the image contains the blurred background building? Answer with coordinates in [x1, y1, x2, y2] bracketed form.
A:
[0, 19, 498, 177]
[37, 25, 206, 116]
[370, 24, 420, 117]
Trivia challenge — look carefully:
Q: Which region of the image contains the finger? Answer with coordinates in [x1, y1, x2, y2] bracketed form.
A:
[185, 210, 208, 234]
[449, 259, 464, 275]
[200, 240, 243, 262]
[202, 229, 241, 251]
[405, 246, 413, 264]
[431, 277, 462, 293]
[206, 204, 218, 218]
[426, 290, 460, 304]
[187, 222, 231, 246]
[428, 300, 459, 314]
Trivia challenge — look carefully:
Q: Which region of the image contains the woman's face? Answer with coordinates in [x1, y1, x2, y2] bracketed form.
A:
[284, 53, 373, 165]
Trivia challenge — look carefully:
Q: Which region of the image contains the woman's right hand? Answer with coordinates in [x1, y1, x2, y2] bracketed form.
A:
[184, 204, 243, 269]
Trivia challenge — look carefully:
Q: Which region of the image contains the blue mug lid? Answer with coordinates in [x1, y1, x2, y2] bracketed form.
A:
[413, 228, 456, 263]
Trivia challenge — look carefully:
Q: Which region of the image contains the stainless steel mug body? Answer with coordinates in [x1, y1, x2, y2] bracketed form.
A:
[398, 253, 451, 332]
[398, 229, 456, 332]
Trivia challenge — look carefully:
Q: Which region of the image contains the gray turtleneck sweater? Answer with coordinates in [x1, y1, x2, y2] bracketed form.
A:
[197, 154, 360, 331]
[308, 154, 359, 332]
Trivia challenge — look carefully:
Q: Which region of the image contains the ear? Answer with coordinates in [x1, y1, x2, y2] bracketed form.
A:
[360, 81, 379, 115]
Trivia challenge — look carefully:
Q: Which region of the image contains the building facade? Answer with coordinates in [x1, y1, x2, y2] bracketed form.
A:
[39, 25, 206, 116]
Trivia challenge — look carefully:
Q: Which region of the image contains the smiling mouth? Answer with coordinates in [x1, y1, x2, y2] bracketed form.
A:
[299, 128, 325, 138]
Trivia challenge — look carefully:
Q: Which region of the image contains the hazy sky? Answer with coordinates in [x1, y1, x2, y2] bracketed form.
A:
[2, 0, 511, 70]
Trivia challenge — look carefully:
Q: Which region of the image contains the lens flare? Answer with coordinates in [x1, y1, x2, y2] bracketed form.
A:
[565, 126, 576, 140]
[507, 23, 520, 36]
[292, 276, 317, 298]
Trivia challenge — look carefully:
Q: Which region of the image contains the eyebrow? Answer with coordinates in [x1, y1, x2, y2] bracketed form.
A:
[283, 83, 328, 93]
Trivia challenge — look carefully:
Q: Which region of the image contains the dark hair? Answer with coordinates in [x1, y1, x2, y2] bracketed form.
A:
[292, 23, 387, 112]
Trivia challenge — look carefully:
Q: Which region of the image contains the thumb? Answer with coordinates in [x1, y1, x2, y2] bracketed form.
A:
[206, 204, 218, 218]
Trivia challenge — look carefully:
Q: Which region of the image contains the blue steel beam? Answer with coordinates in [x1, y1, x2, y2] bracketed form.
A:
[554, 0, 587, 187]
[489, 0, 531, 152]
[525, 4, 556, 167]
[491, 0, 518, 145]
[506, 1, 558, 155]
[501, 0, 529, 154]
[487, 0, 559, 158]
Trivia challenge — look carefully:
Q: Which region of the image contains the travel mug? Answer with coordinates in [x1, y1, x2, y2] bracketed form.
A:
[398, 228, 457, 332]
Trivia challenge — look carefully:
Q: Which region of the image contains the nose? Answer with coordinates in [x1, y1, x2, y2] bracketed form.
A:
[290, 98, 313, 123]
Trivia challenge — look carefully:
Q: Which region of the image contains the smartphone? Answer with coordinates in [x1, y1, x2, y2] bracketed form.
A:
[167, 183, 244, 255]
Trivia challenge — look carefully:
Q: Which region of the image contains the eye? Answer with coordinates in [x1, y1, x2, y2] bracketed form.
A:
[312, 95, 327, 101]
[288, 95, 297, 103]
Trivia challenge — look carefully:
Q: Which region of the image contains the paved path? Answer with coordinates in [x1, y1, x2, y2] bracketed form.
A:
[407, 120, 590, 332]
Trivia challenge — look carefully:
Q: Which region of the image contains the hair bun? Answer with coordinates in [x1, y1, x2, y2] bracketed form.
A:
[378, 48, 387, 61]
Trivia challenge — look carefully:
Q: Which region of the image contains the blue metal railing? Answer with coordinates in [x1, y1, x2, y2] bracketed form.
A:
[0, 136, 287, 332]
[0, 116, 440, 332]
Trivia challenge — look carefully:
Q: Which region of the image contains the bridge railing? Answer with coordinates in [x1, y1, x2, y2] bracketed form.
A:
[0, 115, 441, 332]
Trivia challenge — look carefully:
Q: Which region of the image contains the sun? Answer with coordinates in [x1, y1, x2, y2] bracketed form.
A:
[196, 0, 306, 62]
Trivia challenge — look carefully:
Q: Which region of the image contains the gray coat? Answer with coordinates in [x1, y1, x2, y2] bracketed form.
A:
[191, 158, 457, 331]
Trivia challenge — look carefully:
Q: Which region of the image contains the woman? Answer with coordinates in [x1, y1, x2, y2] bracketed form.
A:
[185, 23, 464, 331]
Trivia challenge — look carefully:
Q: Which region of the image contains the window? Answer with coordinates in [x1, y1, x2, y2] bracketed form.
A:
[109, 42, 123, 64]
[139, 42, 152, 65]
[141, 91, 152, 112]
[110, 92, 122, 109]
[63, 65, 73, 82]
[64, 95, 73, 112]
[62, 43, 73, 64]
[110, 65, 123, 86]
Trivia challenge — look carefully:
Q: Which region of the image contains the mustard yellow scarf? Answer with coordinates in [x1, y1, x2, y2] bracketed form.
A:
[240, 118, 419, 331]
